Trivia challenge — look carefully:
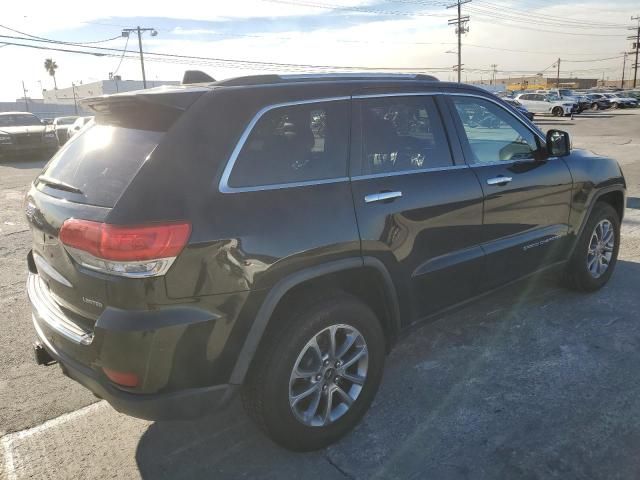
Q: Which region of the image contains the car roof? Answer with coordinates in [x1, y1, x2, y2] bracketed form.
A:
[0, 111, 37, 116]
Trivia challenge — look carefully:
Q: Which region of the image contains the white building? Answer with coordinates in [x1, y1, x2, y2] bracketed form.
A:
[43, 79, 180, 104]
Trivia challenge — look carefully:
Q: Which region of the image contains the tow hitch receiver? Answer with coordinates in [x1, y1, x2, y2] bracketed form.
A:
[33, 342, 56, 366]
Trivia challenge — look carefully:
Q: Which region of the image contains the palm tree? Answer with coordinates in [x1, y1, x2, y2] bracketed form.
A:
[44, 58, 58, 89]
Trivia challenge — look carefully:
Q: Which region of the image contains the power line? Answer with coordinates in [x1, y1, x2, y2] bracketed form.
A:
[260, 0, 449, 16]
[112, 34, 129, 75]
[0, 23, 123, 45]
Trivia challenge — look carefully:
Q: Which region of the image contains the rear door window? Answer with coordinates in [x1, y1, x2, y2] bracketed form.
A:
[38, 124, 162, 207]
[358, 95, 452, 174]
[227, 100, 349, 189]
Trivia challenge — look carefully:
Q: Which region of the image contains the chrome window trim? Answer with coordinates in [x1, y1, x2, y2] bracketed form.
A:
[219, 96, 350, 194]
[353, 92, 439, 100]
[351, 164, 468, 181]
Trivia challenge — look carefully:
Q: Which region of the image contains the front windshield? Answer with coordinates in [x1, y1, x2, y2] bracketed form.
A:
[0, 114, 42, 127]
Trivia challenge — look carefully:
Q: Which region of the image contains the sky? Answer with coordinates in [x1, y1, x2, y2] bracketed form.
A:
[0, 0, 638, 101]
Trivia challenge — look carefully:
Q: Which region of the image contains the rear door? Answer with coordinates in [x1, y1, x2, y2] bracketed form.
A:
[446, 94, 573, 289]
[349, 92, 485, 323]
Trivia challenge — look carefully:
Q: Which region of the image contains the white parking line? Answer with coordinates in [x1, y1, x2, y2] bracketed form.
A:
[1, 401, 106, 480]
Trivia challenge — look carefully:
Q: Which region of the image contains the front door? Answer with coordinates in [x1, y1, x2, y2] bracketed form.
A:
[349, 93, 486, 323]
[446, 94, 573, 289]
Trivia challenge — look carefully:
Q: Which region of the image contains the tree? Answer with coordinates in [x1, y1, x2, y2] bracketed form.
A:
[44, 58, 58, 90]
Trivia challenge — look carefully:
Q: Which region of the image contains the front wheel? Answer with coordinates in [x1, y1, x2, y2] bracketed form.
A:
[242, 292, 386, 451]
[552, 106, 564, 117]
[565, 202, 620, 292]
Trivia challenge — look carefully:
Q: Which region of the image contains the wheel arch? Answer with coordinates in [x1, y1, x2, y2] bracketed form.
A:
[569, 186, 625, 257]
[229, 257, 401, 385]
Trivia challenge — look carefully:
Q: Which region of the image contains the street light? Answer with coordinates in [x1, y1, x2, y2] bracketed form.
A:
[122, 27, 158, 89]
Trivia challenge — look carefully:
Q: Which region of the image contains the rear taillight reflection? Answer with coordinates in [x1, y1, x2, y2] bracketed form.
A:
[59, 219, 191, 278]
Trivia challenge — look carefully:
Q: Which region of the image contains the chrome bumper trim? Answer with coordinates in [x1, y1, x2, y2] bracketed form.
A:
[27, 273, 94, 346]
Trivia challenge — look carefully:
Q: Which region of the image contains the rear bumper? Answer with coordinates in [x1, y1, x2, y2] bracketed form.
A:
[28, 271, 239, 420]
[33, 318, 236, 419]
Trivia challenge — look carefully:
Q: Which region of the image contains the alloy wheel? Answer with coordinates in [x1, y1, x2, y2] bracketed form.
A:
[587, 219, 615, 278]
[288, 324, 368, 427]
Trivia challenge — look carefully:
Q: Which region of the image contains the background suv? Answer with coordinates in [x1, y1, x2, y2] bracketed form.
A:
[514, 93, 576, 116]
[26, 74, 625, 451]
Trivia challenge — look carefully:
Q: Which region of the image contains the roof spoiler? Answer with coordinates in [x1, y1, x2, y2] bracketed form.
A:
[182, 70, 216, 85]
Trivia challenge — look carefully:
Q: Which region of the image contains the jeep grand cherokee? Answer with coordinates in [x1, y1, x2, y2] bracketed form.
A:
[25, 73, 625, 451]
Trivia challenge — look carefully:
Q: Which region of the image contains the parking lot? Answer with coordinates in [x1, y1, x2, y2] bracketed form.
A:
[1, 109, 640, 479]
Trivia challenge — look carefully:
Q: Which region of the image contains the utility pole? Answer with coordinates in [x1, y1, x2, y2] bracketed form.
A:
[490, 64, 498, 85]
[21, 81, 29, 112]
[621, 52, 628, 89]
[447, 0, 470, 83]
[555, 58, 561, 88]
[122, 26, 158, 89]
[71, 82, 78, 115]
[630, 15, 640, 88]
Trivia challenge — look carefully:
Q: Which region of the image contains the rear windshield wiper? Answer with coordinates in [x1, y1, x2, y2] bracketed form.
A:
[37, 175, 83, 194]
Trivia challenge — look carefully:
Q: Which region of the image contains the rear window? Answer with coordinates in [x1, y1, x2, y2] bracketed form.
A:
[38, 124, 162, 207]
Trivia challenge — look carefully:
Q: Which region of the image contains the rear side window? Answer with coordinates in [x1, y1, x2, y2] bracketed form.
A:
[227, 100, 349, 188]
[359, 96, 452, 175]
[39, 124, 162, 207]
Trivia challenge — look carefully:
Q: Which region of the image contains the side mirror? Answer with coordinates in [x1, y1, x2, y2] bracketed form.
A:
[546, 129, 571, 157]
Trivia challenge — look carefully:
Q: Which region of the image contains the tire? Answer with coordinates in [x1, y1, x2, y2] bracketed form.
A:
[591, 103, 599, 111]
[612, 102, 619, 109]
[552, 106, 563, 117]
[242, 292, 386, 451]
[565, 202, 620, 292]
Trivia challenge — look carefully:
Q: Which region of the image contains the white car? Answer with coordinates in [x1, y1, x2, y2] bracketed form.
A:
[514, 93, 576, 117]
[602, 93, 638, 109]
[67, 116, 94, 139]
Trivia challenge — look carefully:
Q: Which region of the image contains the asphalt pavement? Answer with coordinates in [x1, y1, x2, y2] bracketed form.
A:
[1, 109, 640, 479]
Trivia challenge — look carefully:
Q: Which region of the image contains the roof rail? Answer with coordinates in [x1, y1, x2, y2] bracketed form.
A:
[214, 73, 439, 87]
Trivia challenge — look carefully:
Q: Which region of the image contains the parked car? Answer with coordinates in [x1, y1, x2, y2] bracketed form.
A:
[52, 116, 78, 145]
[503, 98, 535, 120]
[584, 93, 612, 110]
[623, 90, 640, 101]
[26, 73, 626, 451]
[0, 111, 58, 160]
[514, 93, 576, 116]
[602, 93, 638, 109]
[67, 116, 94, 139]
[535, 89, 590, 113]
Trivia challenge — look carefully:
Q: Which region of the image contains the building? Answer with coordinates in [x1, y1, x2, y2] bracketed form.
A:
[470, 76, 599, 92]
[43, 79, 180, 105]
[0, 99, 83, 119]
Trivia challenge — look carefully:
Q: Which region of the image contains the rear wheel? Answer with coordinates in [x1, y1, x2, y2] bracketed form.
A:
[591, 103, 599, 111]
[565, 202, 620, 292]
[242, 292, 386, 451]
[611, 102, 619, 109]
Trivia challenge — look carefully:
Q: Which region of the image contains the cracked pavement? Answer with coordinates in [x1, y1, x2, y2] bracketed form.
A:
[1, 110, 640, 479]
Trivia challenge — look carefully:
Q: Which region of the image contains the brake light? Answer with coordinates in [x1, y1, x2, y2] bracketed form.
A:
[59, 219, 191, 277]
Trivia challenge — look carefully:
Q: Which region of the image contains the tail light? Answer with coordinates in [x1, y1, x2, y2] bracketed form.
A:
[59, 219, 191, 278]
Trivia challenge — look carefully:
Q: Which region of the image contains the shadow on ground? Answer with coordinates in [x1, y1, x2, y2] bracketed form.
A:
[135, 260, 640, 479]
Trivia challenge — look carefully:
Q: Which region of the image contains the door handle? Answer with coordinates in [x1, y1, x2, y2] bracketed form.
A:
[364, 191, 403, 203]
[486, 176, 513, 186]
